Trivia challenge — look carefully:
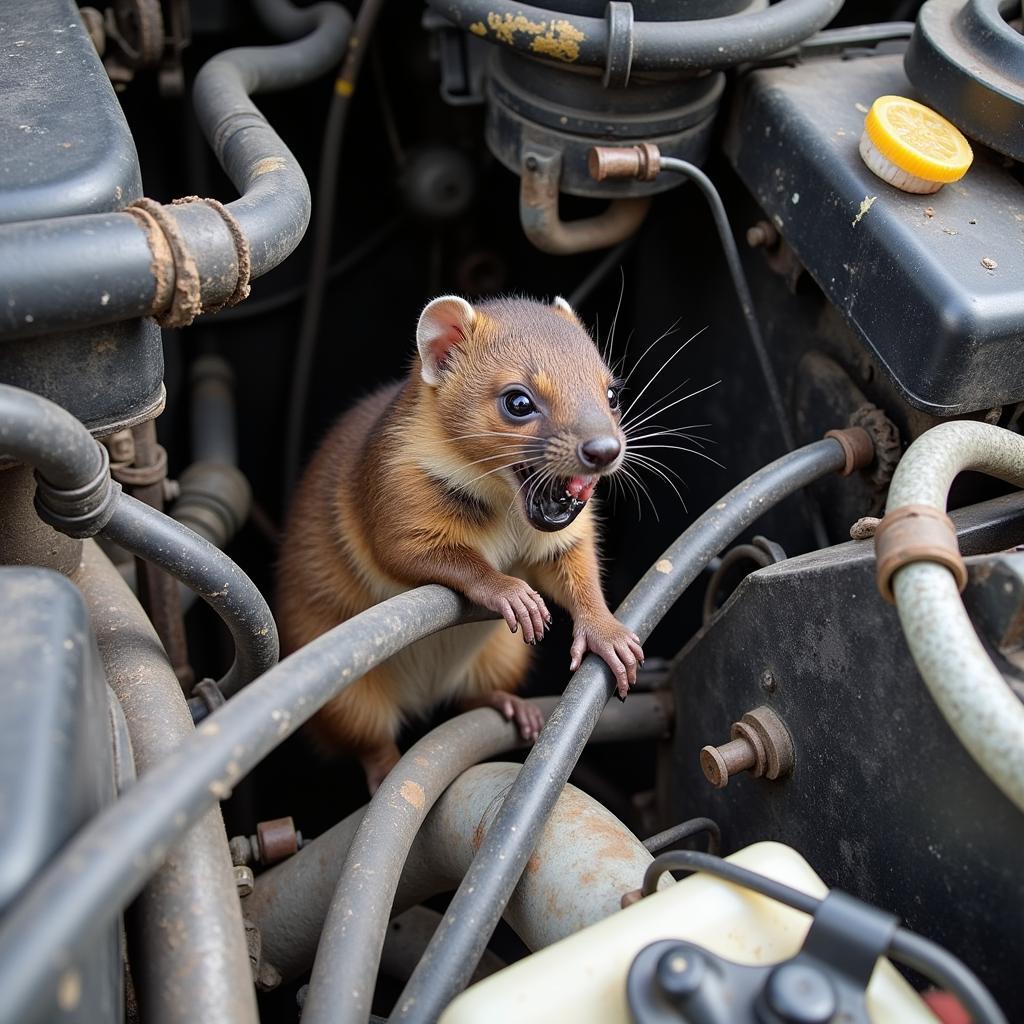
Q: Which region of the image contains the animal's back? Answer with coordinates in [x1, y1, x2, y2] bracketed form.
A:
[276, 380, 404, 656]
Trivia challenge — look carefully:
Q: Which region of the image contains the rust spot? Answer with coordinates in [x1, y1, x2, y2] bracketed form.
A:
[472, 822, 485, 850]
[526, 853, 540, 874]
[253, 156, 286, 176]
[655, 559, 673, 574]
[57, 970, 82, 1011]
[530, 19, 584, 62]
[579, 870, 596, 885]
[400, 780, 425, 809]
[487, 11, 545, 44]
[469, 21, 486, 36]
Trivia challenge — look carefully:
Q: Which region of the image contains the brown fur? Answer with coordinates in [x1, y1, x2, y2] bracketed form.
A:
[276, 296, 643, 790]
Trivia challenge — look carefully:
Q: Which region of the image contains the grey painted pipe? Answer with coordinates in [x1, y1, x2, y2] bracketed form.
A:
[74, 541, 257, 1024]
[0, 586, 487, 1024]
[393, 438, 849, 1022]
[0, 1, 351, 339]
[0, 440, 837, 1024]
[101, 494, 276, 697]
[427, 0, 843, 72]
[300, 693, 671, 1021]
[252, 760, 666, 996]
[886, 421, 1024, 812]
[0, 377, 274, 694]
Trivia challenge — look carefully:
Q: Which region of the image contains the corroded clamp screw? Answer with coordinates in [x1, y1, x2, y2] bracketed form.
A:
[230, 816, 303, 867]
[699, 706, 794, 789]
[588, 142, 663, 183]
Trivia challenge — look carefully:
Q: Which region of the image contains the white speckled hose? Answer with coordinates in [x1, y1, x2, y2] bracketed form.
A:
[886, 421, 1024, 812]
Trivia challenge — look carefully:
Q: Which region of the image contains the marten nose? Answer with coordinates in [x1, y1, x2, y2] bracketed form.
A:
[578, 436, 621, 469]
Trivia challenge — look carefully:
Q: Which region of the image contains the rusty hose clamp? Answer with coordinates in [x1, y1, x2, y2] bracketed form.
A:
[587, 142, 662, 183]
[874, 504, 968, 604]
[824, 426, 875, 477]
[126, 197, 203, 328]
[173, 195, 252, 312]
[110, 442, 168, 487]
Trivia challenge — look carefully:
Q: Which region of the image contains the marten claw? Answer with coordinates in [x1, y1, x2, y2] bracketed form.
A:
[569, 617, 645, 697]
[469, 578, 550, 644]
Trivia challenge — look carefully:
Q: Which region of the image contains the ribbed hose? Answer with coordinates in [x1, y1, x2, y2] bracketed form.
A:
[885, 421, 1024, 812]
[392, 438, 849, 1022]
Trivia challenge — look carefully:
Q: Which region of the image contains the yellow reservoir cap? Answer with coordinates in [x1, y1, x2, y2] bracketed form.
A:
[863, 95, 973, 184]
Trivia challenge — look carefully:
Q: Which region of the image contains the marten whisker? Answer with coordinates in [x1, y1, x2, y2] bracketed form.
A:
[626, 450, 688, 487]
[629, 443, 725, 469]
[447, 430, 546, 443]
[620, 378, 695, 431]
[620, 325, 707, 421]
[612, 467, 645, 521]
[506, 464, 547, 518]
[461, 447, 545, 469]
[625, 428, 713, 448]
[619, 317, 683, 390]
[602, 267, 626, 366]
[625, 453, 688, 511]
[465, 455, 546, 488]
[618, 463, 660, 520]
[620, 380, 721, 437]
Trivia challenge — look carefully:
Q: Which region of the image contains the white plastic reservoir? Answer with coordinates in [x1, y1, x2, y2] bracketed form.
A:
[439, 842, 934, 1023]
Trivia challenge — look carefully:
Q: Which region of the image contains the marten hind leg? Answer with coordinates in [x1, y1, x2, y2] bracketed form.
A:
[459, 624, 544, 741]
[308, 666, 404, 794]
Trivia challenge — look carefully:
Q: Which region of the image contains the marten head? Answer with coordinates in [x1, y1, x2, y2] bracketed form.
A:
[415, 294, 625, 532]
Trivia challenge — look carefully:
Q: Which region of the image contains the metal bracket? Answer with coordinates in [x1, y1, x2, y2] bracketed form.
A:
[603, 2, 634, 89]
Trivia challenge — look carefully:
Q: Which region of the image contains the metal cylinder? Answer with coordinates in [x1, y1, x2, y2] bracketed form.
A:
[73, 541, 257, 1024]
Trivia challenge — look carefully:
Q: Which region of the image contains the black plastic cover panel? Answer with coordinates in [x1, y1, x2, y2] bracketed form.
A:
[0, 568, 113, 911]
[727, 54, 1024, 416]
[0, 0, 142, 224]
[0, 567, 121, 1023]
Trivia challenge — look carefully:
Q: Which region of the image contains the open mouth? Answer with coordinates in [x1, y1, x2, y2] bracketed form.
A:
[514, 466, 598, 532]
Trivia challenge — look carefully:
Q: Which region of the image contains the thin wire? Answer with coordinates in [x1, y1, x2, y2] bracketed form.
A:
[641, 850, 1007, 1024]
[283, 0, 390, 500]
[658, 156, 830, 550]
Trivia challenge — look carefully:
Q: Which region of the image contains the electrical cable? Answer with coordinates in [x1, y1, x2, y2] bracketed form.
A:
[643, 817, 721, 855]
[658, 155, 830, 549]
[641, 850, 1007, 1024]
[282, 0, 390, 499]
[213, 217, 401, 322]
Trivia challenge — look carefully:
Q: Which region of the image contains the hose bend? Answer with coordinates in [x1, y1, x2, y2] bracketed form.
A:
[520, 146, 650, 255]
[882, 421, 1024, 812]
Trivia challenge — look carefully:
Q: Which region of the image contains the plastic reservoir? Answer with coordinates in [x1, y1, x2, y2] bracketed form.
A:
[439, 842, 934, 1023]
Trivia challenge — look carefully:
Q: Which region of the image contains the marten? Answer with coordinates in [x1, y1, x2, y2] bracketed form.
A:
[277, 294, 644, 792]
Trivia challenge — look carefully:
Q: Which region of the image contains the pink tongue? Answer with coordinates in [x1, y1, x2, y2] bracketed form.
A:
[566, 475, 597, 501]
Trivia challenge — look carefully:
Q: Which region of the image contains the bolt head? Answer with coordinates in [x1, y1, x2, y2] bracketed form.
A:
[234, 864, 254, 897]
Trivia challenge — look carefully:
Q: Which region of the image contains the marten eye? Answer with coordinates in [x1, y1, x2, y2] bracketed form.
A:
[607, 387, 620, 410]
[503, 390, 536, 418]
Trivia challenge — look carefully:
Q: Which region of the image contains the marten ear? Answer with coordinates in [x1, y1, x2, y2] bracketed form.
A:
[552, 295, 579, 323]
[417, 295, 476, 385]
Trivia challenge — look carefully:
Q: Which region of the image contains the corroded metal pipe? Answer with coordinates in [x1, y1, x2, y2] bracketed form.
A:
[73, 541, 257, 1024]
[882, 420, 1024, 812]
[248, 693, 671, 993]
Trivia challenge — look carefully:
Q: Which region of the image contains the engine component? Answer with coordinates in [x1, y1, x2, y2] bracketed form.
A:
[0, 0, 162, 435]
[0, 568, 120, 1024]
[905, 0, 1024, 162]
[668, 491, 1024, 1017]
[726, 51, 1024, 416]
[438, 843, 933, 1023]
[698, 705, 795, 789]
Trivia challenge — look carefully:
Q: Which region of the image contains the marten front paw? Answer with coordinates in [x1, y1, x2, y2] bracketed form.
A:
[466, 576, 551, 644]
[570, 616, 644, 698]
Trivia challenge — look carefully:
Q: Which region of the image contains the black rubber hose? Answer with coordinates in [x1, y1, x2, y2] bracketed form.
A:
[100, 494, 277, 697]
[0, 587, 490, 1024]
[0, 384, 106, 489]
[0, 2, 351, 340]
[391, 438, 849, 1022]
[191, 1, 352, 277]
[427, 0, 843, 72]
[282, 0, 390, 498]
[643, 817, 721, 855]
[0, 383, 274, 696]
[642, 850, 1007, 1024]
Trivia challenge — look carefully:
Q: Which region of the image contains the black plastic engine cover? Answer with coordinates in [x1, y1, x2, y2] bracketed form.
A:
[0, 568, 121, 1023]
[0, 0, 164, 435]
[668, 494, 1024, 1019]
[726, 52, 1024, 416]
